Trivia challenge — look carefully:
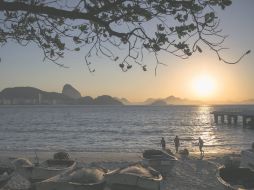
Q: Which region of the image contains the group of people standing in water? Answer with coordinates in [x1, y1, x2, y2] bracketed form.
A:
[160, 136, 204, 155]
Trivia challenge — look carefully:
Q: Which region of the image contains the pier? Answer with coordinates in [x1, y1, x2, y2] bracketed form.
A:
[211, 111, 254, 128]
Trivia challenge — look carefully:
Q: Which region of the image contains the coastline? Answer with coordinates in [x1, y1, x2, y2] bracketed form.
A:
[0, 149, 240, 162]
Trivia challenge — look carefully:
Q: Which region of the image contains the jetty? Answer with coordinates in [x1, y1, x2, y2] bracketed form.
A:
[211, 110, 254, 127]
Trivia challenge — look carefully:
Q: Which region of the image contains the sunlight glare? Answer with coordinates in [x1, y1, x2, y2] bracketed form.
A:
[192, 75, 216, 98]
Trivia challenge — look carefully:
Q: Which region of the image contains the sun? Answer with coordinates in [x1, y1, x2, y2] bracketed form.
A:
[192, 75, 216, 98]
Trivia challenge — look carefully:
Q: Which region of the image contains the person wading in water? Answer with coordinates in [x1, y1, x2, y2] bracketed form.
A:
[198, 137, 204, 155]
[160, 137, 166, 150]
[174, 135, 180, 153]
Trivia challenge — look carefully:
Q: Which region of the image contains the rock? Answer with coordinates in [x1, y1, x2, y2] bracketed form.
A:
[62, 84, 81, 100]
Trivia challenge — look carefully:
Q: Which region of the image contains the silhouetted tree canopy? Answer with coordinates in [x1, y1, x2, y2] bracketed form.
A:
[0, 0, 250, 73]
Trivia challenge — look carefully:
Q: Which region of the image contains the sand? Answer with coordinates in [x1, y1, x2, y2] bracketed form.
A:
[0, 150, 241, 190]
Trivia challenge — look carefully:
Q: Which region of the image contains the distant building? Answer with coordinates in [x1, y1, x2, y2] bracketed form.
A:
[3, 99, 11, 105]
[38, 93, 42, 104]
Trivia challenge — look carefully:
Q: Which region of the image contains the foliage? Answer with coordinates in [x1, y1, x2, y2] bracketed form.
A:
[0, 0, 250, 73]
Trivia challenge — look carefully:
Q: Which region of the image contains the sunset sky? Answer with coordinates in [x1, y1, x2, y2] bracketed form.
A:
[0, 0, 254, 103]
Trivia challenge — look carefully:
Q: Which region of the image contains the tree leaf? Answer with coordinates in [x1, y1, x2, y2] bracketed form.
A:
[246, 50, 251, 55]
[196, 45, 202, 53]
[119, 63, 124, 68]
[127, 65, 132, 69]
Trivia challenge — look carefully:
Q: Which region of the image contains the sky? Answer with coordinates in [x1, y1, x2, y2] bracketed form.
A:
[0, 0, 254, 103]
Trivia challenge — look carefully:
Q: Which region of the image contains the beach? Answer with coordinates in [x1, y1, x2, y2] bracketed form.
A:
[0, 150, 241, 190]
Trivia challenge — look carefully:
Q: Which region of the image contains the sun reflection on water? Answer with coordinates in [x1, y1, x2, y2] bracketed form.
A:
[191, 106, 220, 153]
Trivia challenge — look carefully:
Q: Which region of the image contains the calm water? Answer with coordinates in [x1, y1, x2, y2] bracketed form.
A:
[0, 105, 254, 154]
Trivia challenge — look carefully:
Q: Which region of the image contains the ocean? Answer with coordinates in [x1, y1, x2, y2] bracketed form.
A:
[0, 105, 253, 154]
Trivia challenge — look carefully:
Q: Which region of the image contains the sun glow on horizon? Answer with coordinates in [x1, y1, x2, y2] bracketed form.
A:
[192, 75, 216, 99]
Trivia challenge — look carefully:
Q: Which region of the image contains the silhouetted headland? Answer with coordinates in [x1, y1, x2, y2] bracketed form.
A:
[0, 85, 123, 105]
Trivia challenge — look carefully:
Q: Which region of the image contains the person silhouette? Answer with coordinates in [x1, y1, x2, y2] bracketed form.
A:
[198, 137, 204, 155]
[174, 135, 180, 153]
[161, 137, 166, 150]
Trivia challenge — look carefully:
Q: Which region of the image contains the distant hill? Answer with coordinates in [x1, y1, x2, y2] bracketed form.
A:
[62, 84, 81, 100]
[78, 95, 122, 105]
[0, 87, 42, 99]
[78, 96, 94, 105]
[164, 95, 202, 105]
[0, 87, 72, 104]
[114, 97, 132, 105]
[143, 98, 157, 105]
[150, 100, 168, 106]
[0, 86, 123, 105]
[240, 99, 254, 105]
[144, 95, 202, 105]
[94, 95, 123, 105]
[2, 86, 253, 106]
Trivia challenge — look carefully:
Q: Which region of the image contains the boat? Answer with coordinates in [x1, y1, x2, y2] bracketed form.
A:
[35, 167, 107, 190]
[217, 143, 254, 190]
[13, 157, 76, 182]
[142, 149, 177, 176]
[217, 166, 254, 190]
[104, 163, 163, 190]
[241, 148, 254, 170]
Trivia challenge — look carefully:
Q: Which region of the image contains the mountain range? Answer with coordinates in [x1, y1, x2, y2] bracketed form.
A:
[0, 85, 253, 105]
[146, 96, 202, 105]
[0, 85, 123, 105]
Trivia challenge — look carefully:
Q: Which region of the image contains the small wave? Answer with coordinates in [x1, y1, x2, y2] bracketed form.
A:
[204, 143, 251, 147]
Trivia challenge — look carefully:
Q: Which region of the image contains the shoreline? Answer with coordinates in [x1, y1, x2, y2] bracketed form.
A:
[0, 149, 240, 160]
[0, 149, 241, 162]
[0, 150, 241, 169]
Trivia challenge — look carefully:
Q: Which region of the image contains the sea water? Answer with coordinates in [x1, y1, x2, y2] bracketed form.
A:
[0, 105, 253, 154]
